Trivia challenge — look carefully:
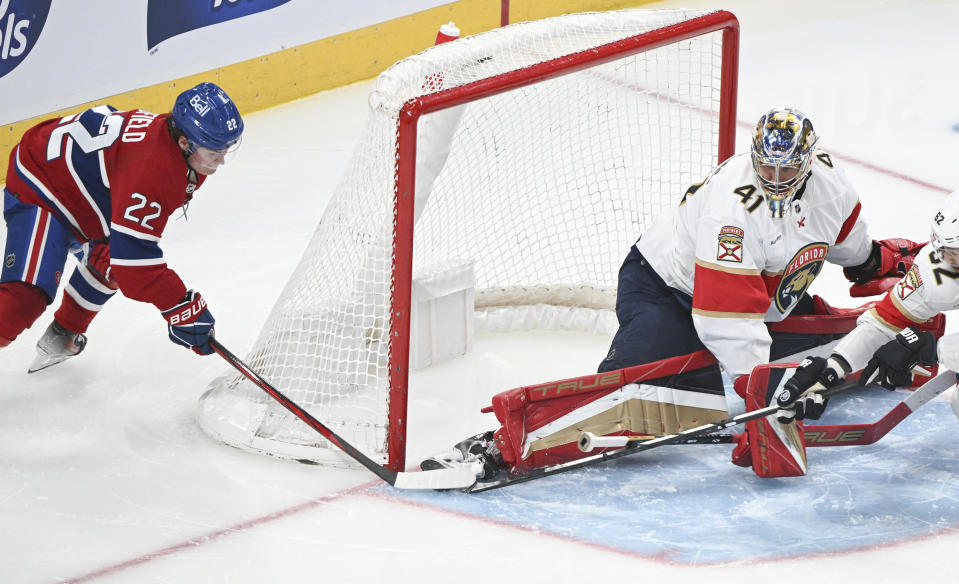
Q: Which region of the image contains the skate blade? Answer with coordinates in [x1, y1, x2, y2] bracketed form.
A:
[27, 352, 70, 374]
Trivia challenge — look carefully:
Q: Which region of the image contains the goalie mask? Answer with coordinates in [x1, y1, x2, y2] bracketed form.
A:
[751, 107, 819, 218]
[930, 192, 959, 269]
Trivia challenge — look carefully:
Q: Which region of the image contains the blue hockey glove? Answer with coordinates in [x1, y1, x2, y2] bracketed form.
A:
[162, 290, 215, 355]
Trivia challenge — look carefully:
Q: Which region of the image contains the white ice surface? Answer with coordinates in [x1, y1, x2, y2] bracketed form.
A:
[3, 1, 959, 582]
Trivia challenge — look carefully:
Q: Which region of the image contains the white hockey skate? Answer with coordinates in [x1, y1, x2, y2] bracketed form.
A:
[421, 431, 504, 481]
[28, 321, 87, 373]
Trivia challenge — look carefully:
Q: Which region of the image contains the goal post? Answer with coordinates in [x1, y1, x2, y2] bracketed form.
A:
[198, 9, 740, 472]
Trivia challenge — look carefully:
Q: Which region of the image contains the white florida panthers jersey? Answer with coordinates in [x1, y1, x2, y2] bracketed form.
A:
[832, 244, 959, 371]
[637, 151, 873, 379]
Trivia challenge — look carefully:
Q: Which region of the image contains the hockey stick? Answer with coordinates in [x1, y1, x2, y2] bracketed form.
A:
[573, 377, 868, 454]
[467, 380, 859, 492]
[579, 432, 733, 451]
[803, 369, 957, 446]
[466, 372, 957, 493]
[579, 371, 959, 451]
[209, 338, 476, 490]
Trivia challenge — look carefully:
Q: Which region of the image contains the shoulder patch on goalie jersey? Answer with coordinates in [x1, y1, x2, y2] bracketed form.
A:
[775, 243, 827, 313]
[816, 151, 833, 168]
[717, 225, 744, 263]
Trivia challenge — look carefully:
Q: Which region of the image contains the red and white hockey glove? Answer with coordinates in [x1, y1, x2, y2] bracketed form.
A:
[162, 290, 215, 355]
[72, 240, 118, 290]
[844, 238, 924, 297]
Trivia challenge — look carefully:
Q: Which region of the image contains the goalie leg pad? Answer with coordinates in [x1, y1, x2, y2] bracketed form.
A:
[489, 354, 726, 473]
[734, 365, 808, 478]
[730, 432, 751, 467]
[490, 387, 527, 471]
[741, 418, 807, 478]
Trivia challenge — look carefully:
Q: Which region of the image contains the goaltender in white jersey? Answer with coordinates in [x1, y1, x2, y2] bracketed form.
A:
[636, 147, 871, 380]
[599, 108, 923, 388]
[423, 107, 926, 481]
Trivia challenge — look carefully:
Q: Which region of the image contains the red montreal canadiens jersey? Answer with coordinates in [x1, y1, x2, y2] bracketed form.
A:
[5, 106, 205, 311]
[637, 151, 872, 379]
[833, 244, 959, 371]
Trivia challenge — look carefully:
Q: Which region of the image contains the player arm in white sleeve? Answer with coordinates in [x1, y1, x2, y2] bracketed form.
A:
[831, 249, 945, 385]
[781, 244, 951, 421]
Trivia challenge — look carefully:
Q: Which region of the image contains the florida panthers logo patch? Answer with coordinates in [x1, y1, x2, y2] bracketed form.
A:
[896, 265, 923, 301]
[717, 226, 744, 263]
[775, 243, 828, 313]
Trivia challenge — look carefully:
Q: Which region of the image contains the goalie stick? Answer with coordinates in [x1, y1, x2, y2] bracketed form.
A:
[464, 371, 958, 493]
[209, 338, 476, 491]
[802, 370, 957, 446]
[580, 371, 958, 451]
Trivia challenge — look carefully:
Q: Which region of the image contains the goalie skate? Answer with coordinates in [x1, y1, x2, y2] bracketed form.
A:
[421, 431, 504, 480]
[29, 322, 87, 373]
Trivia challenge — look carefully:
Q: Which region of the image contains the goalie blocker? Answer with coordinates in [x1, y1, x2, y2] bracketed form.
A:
[476, 296, 945, 478]
[730, 365, 810, 477]
[732, 315, 945, 478]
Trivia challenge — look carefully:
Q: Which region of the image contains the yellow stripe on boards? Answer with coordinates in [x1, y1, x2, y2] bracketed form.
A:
[0, 0, 659, 182]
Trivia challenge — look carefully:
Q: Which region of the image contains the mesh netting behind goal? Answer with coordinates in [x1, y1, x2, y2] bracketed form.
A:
[198, 9, 739, 470]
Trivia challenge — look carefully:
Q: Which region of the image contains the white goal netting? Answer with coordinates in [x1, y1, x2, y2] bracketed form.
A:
[198, 9, 738, 469]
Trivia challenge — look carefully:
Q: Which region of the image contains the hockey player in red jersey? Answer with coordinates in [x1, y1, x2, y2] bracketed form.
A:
[0, 82, 244, 371]
[423, 106, 934, 481]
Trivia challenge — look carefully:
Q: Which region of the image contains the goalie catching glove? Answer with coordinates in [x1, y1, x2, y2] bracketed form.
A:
[162, 290, 215, 355]
[862, 326, 937, 389]
[776, 355, 850, 424]
[843, 238, 924, 298]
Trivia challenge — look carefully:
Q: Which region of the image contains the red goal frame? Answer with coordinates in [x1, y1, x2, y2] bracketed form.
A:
[388, 11, 740, 471]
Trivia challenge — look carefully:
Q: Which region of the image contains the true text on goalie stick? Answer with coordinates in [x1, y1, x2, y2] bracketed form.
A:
[465, 372, 957, 493]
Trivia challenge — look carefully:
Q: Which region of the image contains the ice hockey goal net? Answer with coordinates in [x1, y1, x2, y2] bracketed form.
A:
[198, 9, 739, 471]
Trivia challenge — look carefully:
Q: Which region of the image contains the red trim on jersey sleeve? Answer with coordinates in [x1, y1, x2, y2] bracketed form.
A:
[693, 263, 769, 315]
[762, 272, 782, 298]
[835, 201, 862, 245]
[111, 264, 187, 311]
[872, 293, 917, 330]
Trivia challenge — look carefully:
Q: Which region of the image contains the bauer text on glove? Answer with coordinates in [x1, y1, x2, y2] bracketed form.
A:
[861, 326, 936, 390]
[161, 290, 215, 355]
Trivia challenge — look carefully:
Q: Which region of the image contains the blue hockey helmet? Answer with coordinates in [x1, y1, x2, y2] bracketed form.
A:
[171, 82, 243, 154]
